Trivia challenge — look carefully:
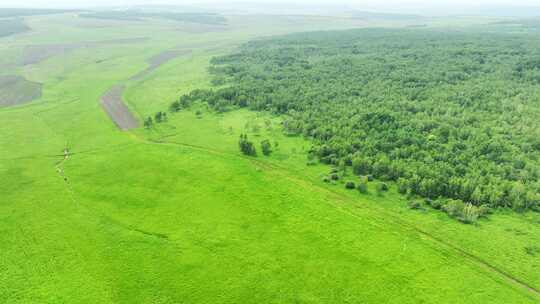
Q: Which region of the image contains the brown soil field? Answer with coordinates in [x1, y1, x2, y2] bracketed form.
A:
[101, 85, 139, 130]
[130, 49, 192, 80]
[0, 75, 42, 107]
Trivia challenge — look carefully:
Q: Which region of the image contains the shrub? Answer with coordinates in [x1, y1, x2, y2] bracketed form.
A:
[357, 176, 368, 193]
[261, 139, 272, 156]
[367, 175, 374, 182]
[408, 200, 422, 210]
[442, 199, 465, 218]
[345, 181, 356, 189]
[478, 205, 492, 218]
[442, 200, 480, 224]
[239, 134, 257, 156]
[376, 182, 389, 194]
[330, 173, 339, 181]
[322, 176, 331, 183]
[426, 197, 445, 210]
[459, 203, 480, 224]
[397, 178, 408, 194]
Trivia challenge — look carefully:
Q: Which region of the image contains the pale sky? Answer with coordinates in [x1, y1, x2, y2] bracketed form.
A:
[1, 0, 539, 15]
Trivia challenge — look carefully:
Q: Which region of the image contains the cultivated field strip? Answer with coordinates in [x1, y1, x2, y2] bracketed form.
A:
[129, 49, 192, 81]
[100, 85, 139, 130]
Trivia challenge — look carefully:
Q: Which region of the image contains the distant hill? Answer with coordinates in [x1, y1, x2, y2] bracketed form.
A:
[0, 8, 79, 18]
[0, 18, 29, 37]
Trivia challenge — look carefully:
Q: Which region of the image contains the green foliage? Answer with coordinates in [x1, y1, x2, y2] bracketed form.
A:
[238, 134, 256, 156]
[408, 200, 423, 210]
[345, 181, 356, 189]
[261, 139, 272, 156]
[397, 178, 408, 194]
[154, 111, 167, 123]
[178, 28, 540, 214]
[143, 116, 153, 128]
[442, 200, 483, 224]
[376, 182, 389, 195]
[357, 177, 368, 193]
[169, 100, 182, 112]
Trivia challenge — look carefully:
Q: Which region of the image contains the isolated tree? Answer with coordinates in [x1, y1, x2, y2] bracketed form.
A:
[238, 134, 256, 156]
[155, 112, 163, 123]
[144, 117, 153, 128]
[261, 139, 272, 156]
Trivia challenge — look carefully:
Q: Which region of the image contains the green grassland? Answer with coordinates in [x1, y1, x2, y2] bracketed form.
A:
[0, 12, 539, 303]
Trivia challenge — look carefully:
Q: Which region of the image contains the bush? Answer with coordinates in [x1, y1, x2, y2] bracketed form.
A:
[307, 160, 317, 166]
[478, 205, 492, 217]
[367, 175, 374, 182]
[397, 178, 408, 194]
[330, 173, 339, 181]
[442, 199, 465, 218]
[426, 197, 445, 210]
[376, 182, 389, 194]
[239, 134, 257, 156]
[322, 176, 331, 183]
[408, 200, 422, 210]
[442, 200, 480, 224]
[261, 139, 272, 156]
[345, 181, 356, 189]
[460, 203, 480, 224]
[356, 180, 368, 193]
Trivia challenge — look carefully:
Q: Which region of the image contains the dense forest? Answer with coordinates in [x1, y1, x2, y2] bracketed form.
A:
[171, 28, 540, 216]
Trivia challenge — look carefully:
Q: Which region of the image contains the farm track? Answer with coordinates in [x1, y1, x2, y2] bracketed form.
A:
[134, 133, 540, 300]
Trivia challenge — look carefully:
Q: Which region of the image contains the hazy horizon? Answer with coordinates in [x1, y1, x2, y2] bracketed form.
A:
[0, 0, 540, 16]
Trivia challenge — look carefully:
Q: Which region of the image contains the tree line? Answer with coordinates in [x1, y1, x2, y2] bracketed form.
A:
[170, 28, 540, 215]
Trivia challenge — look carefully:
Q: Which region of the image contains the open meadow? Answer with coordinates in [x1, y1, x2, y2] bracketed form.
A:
[0, 9, 539, 303]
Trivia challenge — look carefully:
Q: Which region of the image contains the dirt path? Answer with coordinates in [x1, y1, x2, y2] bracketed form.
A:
[100, 85, 139, 130]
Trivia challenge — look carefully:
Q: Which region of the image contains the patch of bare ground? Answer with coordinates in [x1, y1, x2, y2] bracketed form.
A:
[20, 37, 149, 66]
[130, 49, 192, 80]
[0, 75, 42, 107]
[100, 85, 139, 130]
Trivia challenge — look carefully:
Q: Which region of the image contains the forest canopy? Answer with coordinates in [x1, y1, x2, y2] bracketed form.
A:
[176, 28, 540, 212]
